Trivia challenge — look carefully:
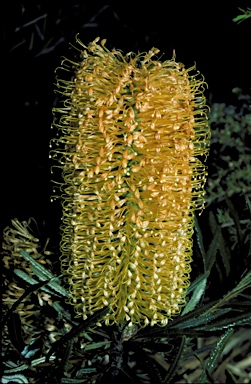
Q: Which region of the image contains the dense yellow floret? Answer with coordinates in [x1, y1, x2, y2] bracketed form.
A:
[50, 37, 210, 327]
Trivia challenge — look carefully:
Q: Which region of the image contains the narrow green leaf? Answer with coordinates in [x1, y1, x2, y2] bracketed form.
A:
[135, 301, 218, 339]
[7, 312, 26, 355]
[166, 301, 219, 329]
[233, 13, 251, 23]
[2, 278, 55, 326]
[29, 264, 70, 298]
[19, 250, 54, 279]
[198, 328, 234, 383]
[194, 216, 207, 272]
[50, 340, 74, 382]
[164, 336, 186, 383]
[194, 354, 215, 383]
[201, 312, 251, 331]
[20, 250, 70, 298]
[14, 269, 54, 296]
[208, 210, 217, 233]
[3, 363, 29, 374]
[186, 272, 209, 295]
[208, 211, 231, 275]
[218, 231, 231, 276]
[82, 341, 111, 351]
[206, 226, 221, 272]
[1, 374, 29, 383]
[75, 368, 97, 375]
[46, 306, 110, 362]
[30, 355, 56, 366]
[14, 269, 38, 285]
[175, 308, 232, 329]
[182, 274, 208, 314]
[3, 356, 56, 374]
[134, 328, 223, 339]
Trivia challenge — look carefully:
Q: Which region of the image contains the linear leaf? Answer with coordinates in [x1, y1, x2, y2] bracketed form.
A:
[197, 328, 234, 383]
[46, 306, 110, 362]
[14, 269, 38, 285]
[206, 226, 221, 272]
[2, 278, 56, 326]
[75, 368, 97, 374]
[164, 336, 186, 383]
[182, 274, 208, 314]
[208, 210, 217, 233]
[134, 301, 219, 339]
[3, 356, 56, 374]
[14, 269, 54, 296]
[166, 301, 218, 329]
[209, 211, 231, 275]
[134, 328, 223, 339]
[186, 272, 209, 295]
[7, 312, 26, 355]
[19, 250, 55, 279]
[194, 354, 215, 383]
[49, 340, 74, 382]
[29, 264, 69, 298]
[218, 231, 231, 276]
[175, 308, 232, 329]
[20, 250, 70, 298]
[201, 312, 251, 331]
[82, 341, 111, 351]
[1, 374, 29, 383]
[194, 216, 207, 272]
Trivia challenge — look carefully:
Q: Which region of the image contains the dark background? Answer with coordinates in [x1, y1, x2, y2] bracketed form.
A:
[2, 2, 250, 243]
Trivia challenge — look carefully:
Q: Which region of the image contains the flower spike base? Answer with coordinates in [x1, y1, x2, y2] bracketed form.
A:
[51, 37, 210, 327]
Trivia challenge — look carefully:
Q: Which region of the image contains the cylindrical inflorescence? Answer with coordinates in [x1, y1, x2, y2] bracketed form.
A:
[50, 37, 210, 327]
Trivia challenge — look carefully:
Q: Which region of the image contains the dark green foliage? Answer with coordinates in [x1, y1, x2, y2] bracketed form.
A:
[163, 336, 186, 383]
[206, 90, 251, 207]
[2, 202, 251, 383]
[46, 307, 110, 363]
[197, 328, 234, 383]
[7, 312, 26, 356]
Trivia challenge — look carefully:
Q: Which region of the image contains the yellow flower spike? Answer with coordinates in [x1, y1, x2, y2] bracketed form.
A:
[50, 36, 210, 327]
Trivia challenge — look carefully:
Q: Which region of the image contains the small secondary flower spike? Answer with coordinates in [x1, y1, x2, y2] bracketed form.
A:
[51, 37, 210, 327]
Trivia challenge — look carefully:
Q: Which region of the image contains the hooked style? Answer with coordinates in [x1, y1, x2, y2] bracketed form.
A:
[50, 37, 210, 327]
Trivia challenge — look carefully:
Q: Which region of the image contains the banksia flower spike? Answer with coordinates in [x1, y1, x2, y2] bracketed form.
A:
[50, 36, 210, 327]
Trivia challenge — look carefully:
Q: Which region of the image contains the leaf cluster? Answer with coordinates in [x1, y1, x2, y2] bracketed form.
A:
[233, 7, 251, 23]
[1, 198, 251, 383]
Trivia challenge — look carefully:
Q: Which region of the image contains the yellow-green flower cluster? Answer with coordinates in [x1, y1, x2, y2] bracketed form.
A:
[50, 37, 210, 327]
